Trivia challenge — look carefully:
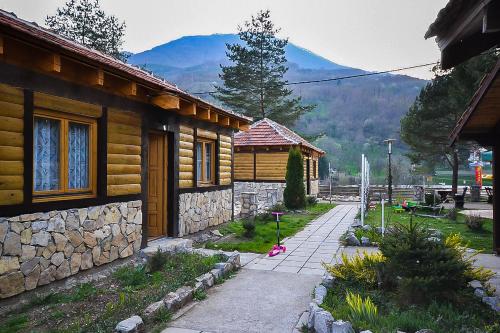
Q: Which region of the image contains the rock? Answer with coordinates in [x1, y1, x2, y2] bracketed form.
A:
[31, 231, 51, 247]
[196, 272, 215, 288]
[321, 273, 335, 288]
[214, 262, 231, 275]
[194, 281, 204, 293]
[110, 246, 119, 262]
[482, 296, 500, 312]
[313, 309, 335, 333]
[308, 302, 320, 329]
[360, 236, 371, 246]
[163, 292, 181, 311]
[474, 288, 486, 298]
[351, 219, 362, 228]
[66, 213, 80, 230]
[314, 285, 327, 304]
[133, 211, 142, 225]
[64, 243, 75, 258]
[81, 250, 93, 270]
[67, 230, 84, 247]
[0, 271, 25, 298]
[20, 258, 39, 275]
[415, 330, 434, 333]
[362, 224, 372, 231]
[227, 252, 241, 269]
[47, 217, 65, 233]
[4, 232, 22, 255]
[25, 265, 41, 290]
[427, 228, 442, 238]
[360, 331, 373, 333]
[210, 268, 223, 280]
[344, 233, 360, 246]
[143, 301, 164, 318]
[20, 245, 36, 262]
[105, 207, 121, 225]
[427, 236, 441, 243]
[70, 253, 82, 274]
[0, 256, 20, 274]
[331, 320, 354, 333]
[20, 228, 32, 244]
[78, 208, 88, 223]
[211, 230, 223, 237]
[115, 315, 144, 333]
[0, 221, 8, 242]
[175, 286, 193, 307]
[42, 243, 56, 259]
[88, 206, 100, 220]
[120, 244, 134, 258]
[468, 280, 483, 289]
[51, 252, 65, 266]
[53, 233, 68, 252]
[31, 220, 47, 233]
[375, 227, 383, 234]
[55, 260, 71, 280]
[92, 246, 101, 265]
[83, 232, 97, 247]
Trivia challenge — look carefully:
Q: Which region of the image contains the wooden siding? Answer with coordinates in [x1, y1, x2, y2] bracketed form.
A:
[179, 125, 194, 188]
[107, 108, 141, 196]
[197, 128, 217, 140]
[0, 83, 24, 205]
[256, 152, 288, 181]
[219, 134, 232, 185]
[234, 152, 254, 180]
[34, 92, 102, 118]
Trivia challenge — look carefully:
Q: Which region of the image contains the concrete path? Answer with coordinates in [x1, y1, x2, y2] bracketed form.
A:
[163, 204, 357, 333]
[245, 204, 358, 275]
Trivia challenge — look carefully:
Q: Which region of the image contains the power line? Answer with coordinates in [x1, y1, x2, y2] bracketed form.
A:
[190, 61, 439, 95]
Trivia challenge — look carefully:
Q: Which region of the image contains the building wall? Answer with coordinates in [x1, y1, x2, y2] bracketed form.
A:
[178, 189, 232, 236]
[0, 200, 142, 298]
[234, 181, 286, 216]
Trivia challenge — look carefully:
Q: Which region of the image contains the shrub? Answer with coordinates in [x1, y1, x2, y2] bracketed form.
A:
[446, 208, 458, 221]
[379, 218, 468, 304]
[346, 292, 378, 325]
[466, 214, 485, 230]
[242, 219, 256, 237]
[324, 251, 385, 287]
[284, 147, 306, 209]
[113, 265, 148, 289]
[148, 249, 169, 272]
[306, 195, 318, 206]
[424, 192, 441, 206]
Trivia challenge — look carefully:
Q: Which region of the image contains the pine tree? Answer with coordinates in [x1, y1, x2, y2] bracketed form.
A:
[46, 0, 127, 61]
[284, 147, 306, 209]
[214, 10, 314, 127]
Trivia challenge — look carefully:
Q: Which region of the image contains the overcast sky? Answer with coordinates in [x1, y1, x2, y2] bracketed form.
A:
[0, 0, 447, 79]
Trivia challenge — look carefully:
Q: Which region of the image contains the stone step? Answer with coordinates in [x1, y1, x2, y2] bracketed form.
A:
[140, 238, 193, 257]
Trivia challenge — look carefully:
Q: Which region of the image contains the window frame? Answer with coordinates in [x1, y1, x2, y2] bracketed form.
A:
[196, 138, 216, 186]
[32, 109, 97, 202]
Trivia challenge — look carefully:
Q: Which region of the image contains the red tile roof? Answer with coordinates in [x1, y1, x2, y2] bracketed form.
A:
[0, 10, 251, 122]
[234, 118, 324, 154]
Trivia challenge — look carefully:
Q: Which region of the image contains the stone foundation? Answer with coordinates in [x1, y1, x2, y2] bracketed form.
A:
[178, 189, 232, 236]
[310, 179, 320, 196]
[240, 192, 258, 220]
[234, 182, 286, 216]
[0, 200, 142, 298]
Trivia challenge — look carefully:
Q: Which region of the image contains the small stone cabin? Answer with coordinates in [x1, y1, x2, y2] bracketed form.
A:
[233, 118, 324, 215]
[0, 10, 251, 298]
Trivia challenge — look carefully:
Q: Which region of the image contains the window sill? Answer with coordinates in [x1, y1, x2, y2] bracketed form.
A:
[32, 193, 96, 203]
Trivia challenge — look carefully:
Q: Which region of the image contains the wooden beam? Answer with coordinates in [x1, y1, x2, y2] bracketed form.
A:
[230, 119, 240, 129]
[85, 68, 105, 86]
[0, 36, 3, 55]
[179, 101, 196, 116]
[239, 123, 250, 131]
[41, 53, 61, 73]
[151, 94, 180, 110]
[209, 111, 219, 123]
[197, 107, 210, 120]
[122, 81, 137, 96]
[218, 116, 230, 127]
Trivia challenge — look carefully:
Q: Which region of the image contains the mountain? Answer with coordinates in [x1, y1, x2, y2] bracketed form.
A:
[128, 34, 427, 179]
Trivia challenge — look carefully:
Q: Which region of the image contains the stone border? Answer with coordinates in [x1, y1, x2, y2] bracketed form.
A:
[468, 279, 500, 312]
[114, 251, 241, 333]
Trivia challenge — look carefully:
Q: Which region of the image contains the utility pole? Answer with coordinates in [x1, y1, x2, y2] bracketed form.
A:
[384, 139, 395, 205]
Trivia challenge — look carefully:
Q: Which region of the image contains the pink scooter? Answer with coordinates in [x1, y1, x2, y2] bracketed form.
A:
[268, 212, 286, 257]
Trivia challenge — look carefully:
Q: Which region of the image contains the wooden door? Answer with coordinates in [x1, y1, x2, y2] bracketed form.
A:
[147, 133, 167, 238]
[306, 158, 311, 195]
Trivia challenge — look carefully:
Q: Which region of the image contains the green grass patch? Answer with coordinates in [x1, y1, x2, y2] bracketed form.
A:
[362, 205, 493, 251]
[205, 203, 335, 253]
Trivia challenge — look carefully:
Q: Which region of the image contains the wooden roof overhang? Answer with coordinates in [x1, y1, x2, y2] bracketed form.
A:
[450, 59, 500, 146]
[0, 10, 251, 130]
[426, 0, 500, 69]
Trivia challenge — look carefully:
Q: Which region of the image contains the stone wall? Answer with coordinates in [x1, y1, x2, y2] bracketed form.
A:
[178, 189, 232, 236]
[310, 180, 320, 196]
[234, 182, 286, 217]
[0, 201, 142, 299]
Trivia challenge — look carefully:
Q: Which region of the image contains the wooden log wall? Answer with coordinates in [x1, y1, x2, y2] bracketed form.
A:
[256, 152, 288, 181]
[0, 84, 24, 205]
[179, 125, 194, 188]
[107, 108, 142, 196]
[234, 152, 254, 180]
[219, 134, 232, 185]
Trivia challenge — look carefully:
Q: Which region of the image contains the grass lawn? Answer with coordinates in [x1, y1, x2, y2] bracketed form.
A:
[0, 252, 227, 333]
[362, 205, 494, 252]
[204, 203, 335, 253]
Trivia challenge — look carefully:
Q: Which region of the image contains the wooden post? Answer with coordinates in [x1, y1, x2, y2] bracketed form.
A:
[493, 141, 500, 254]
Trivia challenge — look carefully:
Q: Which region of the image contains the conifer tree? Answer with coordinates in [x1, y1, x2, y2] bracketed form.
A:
[46, 0, 127, 61]
[214, 10, 314, 127]
[284, 147, 306, 209]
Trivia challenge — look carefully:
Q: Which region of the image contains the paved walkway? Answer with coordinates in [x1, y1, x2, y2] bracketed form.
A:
[245, 204, 358, 275]
[163, 204, 357, 333]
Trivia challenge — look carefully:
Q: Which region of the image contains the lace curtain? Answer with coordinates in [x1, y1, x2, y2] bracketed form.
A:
[68, 122, 89, 189]
[34, 117, 60, 191]
[196, 142, 202, 181]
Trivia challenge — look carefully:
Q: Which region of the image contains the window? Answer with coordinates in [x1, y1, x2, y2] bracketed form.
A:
[196, 139, 215, 185]
[313, 160, 317, 179]
[33, 110, 97, 201]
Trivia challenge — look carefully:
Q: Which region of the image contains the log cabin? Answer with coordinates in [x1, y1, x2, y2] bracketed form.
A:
[233, 118, 324, 216]
[0, 10, 251, 298]
[427, 0, 500, 253]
